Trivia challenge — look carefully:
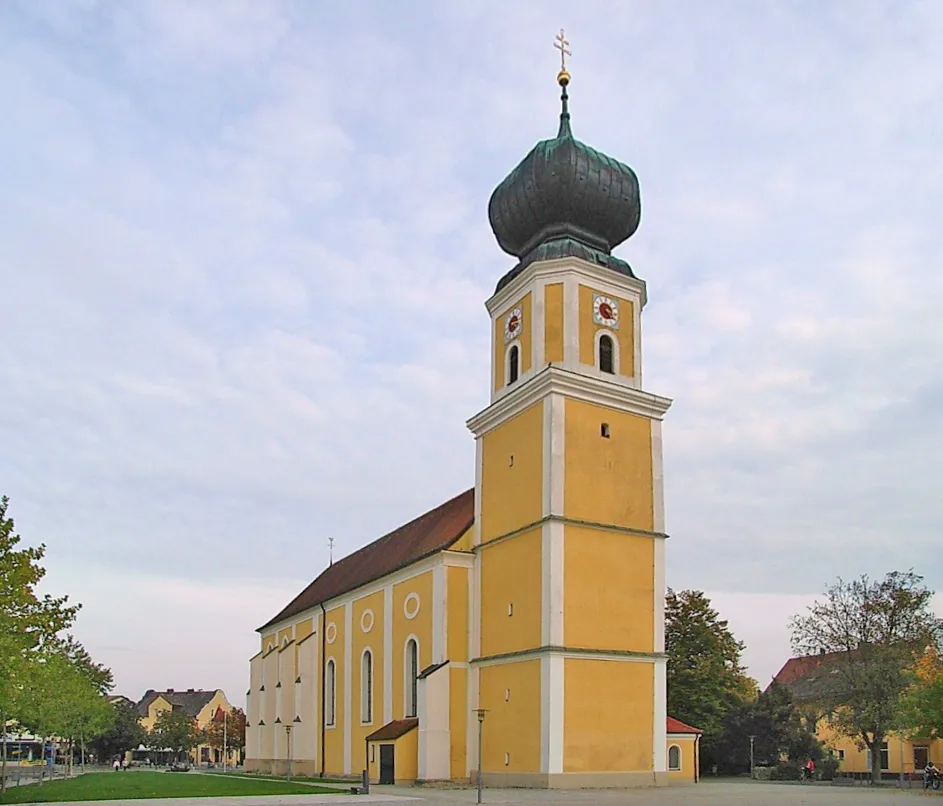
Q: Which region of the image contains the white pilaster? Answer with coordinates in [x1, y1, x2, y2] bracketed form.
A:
[634, 296, 643, 386]
[343, 602, 352, 774]
[533, 279, 546, 371]
[473, 437, 483, 546]
[383, 586, 393, 724]
[652, 419, 666, 654]
[432, 561, 446, 664]
[653, 658, 667, 772]
[540, 654, 565, 774]
[563, 276, 579, 369]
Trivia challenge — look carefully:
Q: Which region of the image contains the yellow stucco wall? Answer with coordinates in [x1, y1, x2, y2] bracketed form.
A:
[563, 659, 653, 773]
[479, 527, 542, 657]
[447, 566, 469, 662]
[449, 525, 475, 553]
[578, 284, 634, 378]
[479, 660, 541, 774]
[392, 571, 433, 720]
[351, 590, 385, 755]
[493, 292, 532, 391]
[544, 282, 564, 364]
[815, 716, 941, 773]
[449, 666, 468, 779]
[667, 735, 698, 783]
[563, 525, 654, 652]
[261, 632, 276, 653]
[480, 401, 543, 543]
[295, 618, 313, 643]
[563, 400, 654, 532]
[323, 604, 345, 774]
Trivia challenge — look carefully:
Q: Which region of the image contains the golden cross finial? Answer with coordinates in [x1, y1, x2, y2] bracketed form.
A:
[554, 29, 571, 71]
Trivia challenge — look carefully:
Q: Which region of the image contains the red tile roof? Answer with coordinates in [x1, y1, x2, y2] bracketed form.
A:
[666, 716, 702, 734]
[259, 489, 474, 631]
[771, 652, 841, 688]
[366, 718, 418, 742]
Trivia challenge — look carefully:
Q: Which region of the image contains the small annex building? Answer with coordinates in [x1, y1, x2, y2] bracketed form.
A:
[246, 59, 699, 789]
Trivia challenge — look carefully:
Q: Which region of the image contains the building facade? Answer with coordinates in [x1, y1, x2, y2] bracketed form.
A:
[136, 688, 237, 766]
[247, 64, 682, 789]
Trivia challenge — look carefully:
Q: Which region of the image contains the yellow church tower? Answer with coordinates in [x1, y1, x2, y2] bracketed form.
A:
[465, 36, 672, 788]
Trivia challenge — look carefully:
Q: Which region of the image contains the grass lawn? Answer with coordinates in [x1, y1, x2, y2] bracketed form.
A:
[0, 771, 344, 803]
[207, 773, 353, 785]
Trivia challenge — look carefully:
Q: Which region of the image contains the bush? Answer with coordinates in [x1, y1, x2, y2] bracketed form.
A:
[818, 753, 840, 781]
[769, 760, 802, 780]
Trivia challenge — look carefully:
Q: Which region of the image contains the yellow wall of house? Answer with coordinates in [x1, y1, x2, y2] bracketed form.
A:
[367, 730, 419, 783]
[563, 400, 654, 532]
[323, 604, 346, 774]
[479, 660, 541, 774]
[277, 627, 293, 647]
[392, 571, 433, 720]
[351, 590, 385, 756]
[449, 665, 468, 779]
[544, 282, 564, 364]
[479, 527, 542, 658]
[140, 695, 171, 732]
[295, 618, 313, 643]
[815, 717, 941, 773]
[493, 292, 533, 391]
[449, 525, 475, 553]
[563, 659, 653, 773]
[667, 735, 698, 783]
[447, 566, 469, 662]
[479, 402, 543, 543]
[578, 284, 634, 378]
[563, 525, 654, 652]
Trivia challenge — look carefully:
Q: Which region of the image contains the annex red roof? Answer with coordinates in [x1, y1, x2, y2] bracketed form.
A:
[259, 488, 474, 631]
[666, 716, 702, 734]
[366, 718, 419, 742]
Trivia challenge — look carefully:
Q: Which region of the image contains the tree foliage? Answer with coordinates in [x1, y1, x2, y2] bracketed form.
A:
[790, 570, 941, 783]
[91, 699, 148, 762]
[203, 707, 246, 758]
[151, 710, 202, 761]
[666, 589, 756, 769]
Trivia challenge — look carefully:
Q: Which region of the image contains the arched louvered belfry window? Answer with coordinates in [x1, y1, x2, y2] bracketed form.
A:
[598, 334, 614, 374]
[508, 344, 520, 384]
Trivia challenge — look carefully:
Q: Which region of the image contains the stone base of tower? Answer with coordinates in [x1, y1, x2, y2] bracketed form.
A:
[475, 770, 670, 789]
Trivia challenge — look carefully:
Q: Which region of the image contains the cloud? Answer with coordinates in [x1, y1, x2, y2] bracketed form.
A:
[1, 0, 942, 697]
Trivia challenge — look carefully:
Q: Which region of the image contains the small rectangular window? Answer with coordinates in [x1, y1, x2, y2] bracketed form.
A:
[601, 423, 610, 438]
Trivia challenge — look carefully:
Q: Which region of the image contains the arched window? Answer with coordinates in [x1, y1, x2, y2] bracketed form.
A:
[508, 344, 520, 385]
[668, 744, 681, 771]
[361, 650, 373, 724]
[598, 334, 614, 374]
[324, 659, 336, 727]
[405, 639, 419, 718]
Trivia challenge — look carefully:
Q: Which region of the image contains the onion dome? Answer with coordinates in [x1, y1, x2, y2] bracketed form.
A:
[488, 67, 641, 292]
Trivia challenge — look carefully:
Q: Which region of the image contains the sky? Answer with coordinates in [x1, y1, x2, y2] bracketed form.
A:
[2, 0, 942, 708]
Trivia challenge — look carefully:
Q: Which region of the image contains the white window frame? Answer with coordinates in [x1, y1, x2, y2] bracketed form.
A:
[595, 329, 619, 375]
[361, 648, 374, 725]
[404, 637, 420, 718]
[324, 658, 336, 728]
[668, 744, 682, 771]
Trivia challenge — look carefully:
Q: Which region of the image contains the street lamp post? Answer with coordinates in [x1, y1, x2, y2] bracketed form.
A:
[749, 735, 755, 780]
[284, 725, 293, 781]
[222, 710, 227, 772]
[474, 709, 488, 805]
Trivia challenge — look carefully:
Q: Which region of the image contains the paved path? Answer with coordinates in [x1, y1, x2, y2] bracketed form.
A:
[37, 780, 943, 806]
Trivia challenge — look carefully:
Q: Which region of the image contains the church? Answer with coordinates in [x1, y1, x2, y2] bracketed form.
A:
[245, 45, 700, 789]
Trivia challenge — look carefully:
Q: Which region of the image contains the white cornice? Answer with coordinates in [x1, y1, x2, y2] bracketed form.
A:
[466, 365, 672, 437]
[486, 256, 648, 316]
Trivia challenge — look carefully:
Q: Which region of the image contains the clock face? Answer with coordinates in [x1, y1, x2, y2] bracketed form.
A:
[593, 295, 619, 328]
[504, 307, 523, 342]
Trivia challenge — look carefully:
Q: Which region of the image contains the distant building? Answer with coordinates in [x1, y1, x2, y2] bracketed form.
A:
[134, 688, 237, 766]
[772, 653, 940, 777]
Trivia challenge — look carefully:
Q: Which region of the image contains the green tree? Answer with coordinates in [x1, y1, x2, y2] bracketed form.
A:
[203, 707, 246, 765]
[716, 682, 824, 775]
[0, 496, 82, 790]
[151, 709, 202, 763]
[91, 699, 147, 764]
[666, 589, 756, 771]
[790, 571, 942, 784]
